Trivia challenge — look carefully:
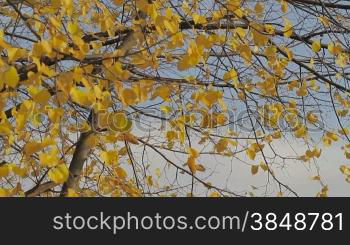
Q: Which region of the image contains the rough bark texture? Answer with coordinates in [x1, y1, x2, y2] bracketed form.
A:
[60, 131, 94, 196]
[25, 181, 59, 197]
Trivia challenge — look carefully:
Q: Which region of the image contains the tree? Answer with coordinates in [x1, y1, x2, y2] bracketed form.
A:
[0, 0, 350, 197]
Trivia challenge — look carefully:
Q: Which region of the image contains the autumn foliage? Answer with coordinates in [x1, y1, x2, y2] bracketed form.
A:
[1, 0, 350, 197]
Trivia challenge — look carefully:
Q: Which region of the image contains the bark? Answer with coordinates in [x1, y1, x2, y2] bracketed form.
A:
[58, 11, 147, 197]
[25, 181, 59, 197]
[60, 130, 94, 196]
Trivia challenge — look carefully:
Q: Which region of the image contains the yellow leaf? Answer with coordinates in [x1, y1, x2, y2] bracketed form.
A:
[196, 34, 213, 49]
[166, 130, 178, 141]
[187, 156, 197, 174]
[296, 86, 308, 96]
[108, 112, 132, 132]
[177, 56, 191, 71]
[285, 47, 294, 60]
[41, 40, 53, 55]
[192, 14, 207, 24]
[187, 147, 199, 158]
[260, 162, 268, 171]
[227, 0, 241, 11]
[340, 165, 350, 175]
[313, 148, 322, 158]
[115, 167, 127, 179]
[7, 48, 27, 62]
[328, 42, 342, 55]
[304, 150, 312, 159]
[265, 24, 275, 34]
[212, 10, 224, 20]
[0, 165, 10, 178]
[70, 87, 94, 106]
[113, 0, 124, 5]
[326, 131, 338, 141]
[39, 147, 60, 167]
[235, 27, 246, 38]
[63, 0, 73, 15]
[145, 176, 153, 186]
[48, 164, 69, 184]
[209, 192, 221, 197]
[335, 53, 348, 67]
[223, 69, 237, 82]
[4, 66, 19, 88]
[160, 105, 172, 114]
[345, 152, 350, 159]
[337, 109, 348, 117]
[201, 90, 221, 108]
[312, 40, 321, 52]
[32, 89, 51, 106]
[109, 62, 130, 80]
[215, 138, 229, 153]
[319, 16, 330, 26]
[311, 176, 321, 181]
[195, 164, 206, 172]
[15, 112, 26, 131]
[281, 0, 288, 13]
[216, 113, 227, 125]
[24, 142, 44, 156]
[322, 136, 331, 146]
[68, 22, 80, 35]
[67, 188, 79, 197]
[0, 188, 10, 197]
[252, 28, 269, 47]
[306, 112, 318, 123]
[187, 41, 203, 66]
[152, 86, 171, 101]
[48, 108, 64, 123]
[250, 143, 264, 152]
[251, 165, 259, 175]
[117, 132, 139, 144]
[120, 88, 138, 106]
[339, 128, 350, 135]
[254, 2, 264, 14]
[100, 150, 118, 165]
[246, 148, 256, 160]
[272, 131, 281, 139]
[237, 44, 252, 62]
[86, 135, 99, 148]
[295, 125, 308, 138]
[283, 18, 293, 38]
[49, 16, 61, 29]
[0, 30, 10, 49]
[163, 19, 178, 33]
[155, 168, 161, 178]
